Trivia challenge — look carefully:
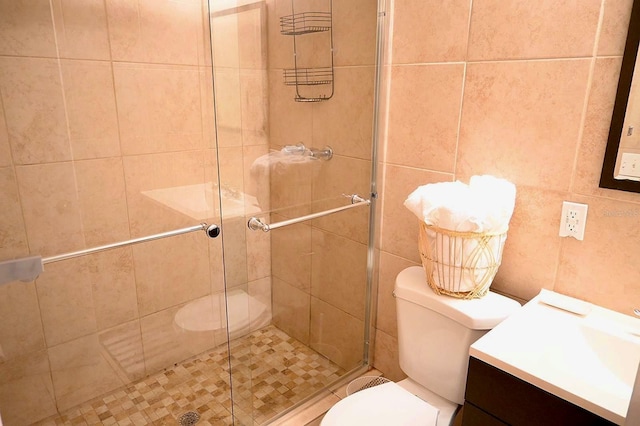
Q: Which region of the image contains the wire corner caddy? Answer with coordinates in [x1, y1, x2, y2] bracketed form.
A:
[280, 0, 334, 102]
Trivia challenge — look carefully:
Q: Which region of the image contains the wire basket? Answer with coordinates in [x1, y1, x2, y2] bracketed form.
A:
[419, 222, 507, 299]
[345, 376, 391, 396]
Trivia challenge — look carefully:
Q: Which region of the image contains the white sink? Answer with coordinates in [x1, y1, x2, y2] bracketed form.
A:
[470, 290, 640, 425]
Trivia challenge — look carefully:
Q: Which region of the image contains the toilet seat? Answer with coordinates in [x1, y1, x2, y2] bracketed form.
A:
[321, 382, 440, 426]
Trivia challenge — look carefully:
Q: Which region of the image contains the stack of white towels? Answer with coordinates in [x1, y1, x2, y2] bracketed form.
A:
[404, 175, 516, 293]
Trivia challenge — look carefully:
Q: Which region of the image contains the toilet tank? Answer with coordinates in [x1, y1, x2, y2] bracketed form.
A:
[394, 267, 520, 405]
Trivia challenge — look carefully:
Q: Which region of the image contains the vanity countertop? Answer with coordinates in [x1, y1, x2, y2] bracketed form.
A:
[469, 290, 640, 425]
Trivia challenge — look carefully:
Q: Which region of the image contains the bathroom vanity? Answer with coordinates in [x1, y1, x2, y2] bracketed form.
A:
[462, 291, 640, 426]
[463, 357, 615, 425]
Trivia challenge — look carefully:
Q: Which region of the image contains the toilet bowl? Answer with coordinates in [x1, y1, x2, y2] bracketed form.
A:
[321, 378, 458, 426]
[321, 266, 521, 426]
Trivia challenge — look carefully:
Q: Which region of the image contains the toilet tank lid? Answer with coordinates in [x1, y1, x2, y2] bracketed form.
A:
[394, 267, 521, 330]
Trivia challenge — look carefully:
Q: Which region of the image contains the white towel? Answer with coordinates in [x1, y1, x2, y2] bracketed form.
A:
[249, 150, 320, 209]
[404, 176, 516, 292]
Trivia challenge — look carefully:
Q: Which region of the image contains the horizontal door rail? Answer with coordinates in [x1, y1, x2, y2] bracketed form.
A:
[247, 194, 370, 233]
[0, 223, 220, 287]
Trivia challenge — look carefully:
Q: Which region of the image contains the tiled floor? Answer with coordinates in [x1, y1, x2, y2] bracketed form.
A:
[35, 326, 345, 426]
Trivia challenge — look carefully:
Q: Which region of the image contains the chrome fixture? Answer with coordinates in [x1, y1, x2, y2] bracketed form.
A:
[0, 223, 220, 286]
[248, 194, 370, 232]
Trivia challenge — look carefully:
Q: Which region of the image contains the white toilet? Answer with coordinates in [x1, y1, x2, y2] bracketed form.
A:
[321, 266, 521, 426]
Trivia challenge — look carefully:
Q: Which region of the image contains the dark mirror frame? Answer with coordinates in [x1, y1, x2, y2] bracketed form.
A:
[599, 0, 640, 193]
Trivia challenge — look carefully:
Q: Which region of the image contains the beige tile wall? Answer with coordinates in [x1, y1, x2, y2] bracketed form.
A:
[266, 0, 377, 371]
[374, 0, 640, 381]
[0, 0, 241, 423]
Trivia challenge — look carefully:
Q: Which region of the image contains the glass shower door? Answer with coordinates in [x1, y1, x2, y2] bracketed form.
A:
[208, 0, 379, 423]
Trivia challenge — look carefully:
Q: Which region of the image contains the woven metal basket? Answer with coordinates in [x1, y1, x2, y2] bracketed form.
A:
[419, 222, 507, 299]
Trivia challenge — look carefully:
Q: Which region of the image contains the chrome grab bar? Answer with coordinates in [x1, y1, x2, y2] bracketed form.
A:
[247, 194, 370, 232]
[43, 223, 220, 265]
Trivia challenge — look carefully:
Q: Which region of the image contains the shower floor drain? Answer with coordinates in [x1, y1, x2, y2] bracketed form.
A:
[178, 411, 200, 426]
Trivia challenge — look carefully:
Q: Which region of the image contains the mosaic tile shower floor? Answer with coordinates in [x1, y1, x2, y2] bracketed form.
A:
[35, 326, 345, 426]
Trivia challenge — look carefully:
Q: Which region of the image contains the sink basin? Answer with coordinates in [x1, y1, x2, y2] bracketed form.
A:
[470, 290, 640, 424]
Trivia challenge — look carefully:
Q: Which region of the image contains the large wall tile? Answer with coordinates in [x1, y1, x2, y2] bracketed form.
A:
[51, 0, 111, 60]
[0, 57, 71, 165]
[0, 281, 45, 360]
[268, 69, 313, 147]
[0, 102, 10, 167]
[36, 256, 97, 347]
[48, 334, 125, 411]
[0, 167, 28, 259]
[309, 296, 364, 370]
[380, 164, 452, 262]
[133, 232, 210, 316]
[240, 69, 269, 146]
[312, 155, 371, 244]
[310, 229, 367, 320]
[265, 0, 294, 70]
[272, 277, 310, 344]
[491, 186, 564, 301]
[214, 68, 243, 148]
[312, 66, 375, 160]
[238, 5, 267, 70]
[392, 0, 470, 64]
[0, 351, 56, 425]
[0, 0, 56, 57]
[555, 196, 640, 315]
[15, 163, 84, 256]
[218, 146, 245, 195]
[467, 0, 601, 60]
[106, 0, 204, 65]
[386, 64, 464, 172]
[75, 158, 130, 246]
[271, 220, 312, 291]
[211, 12, 240, 69]
[248, 277, 272, 331]
[457, 60, 590, 191]
[113, 63, 205, 155]
[219, 216, 248, 288]
[597, 0, 635, 56]
[87, 248, 138, 331]
[333, 0, 377, 66]
[60, 60, 120, 160]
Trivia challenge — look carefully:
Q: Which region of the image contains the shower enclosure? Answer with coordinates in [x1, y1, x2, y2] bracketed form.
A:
[0, 0, 380, 424]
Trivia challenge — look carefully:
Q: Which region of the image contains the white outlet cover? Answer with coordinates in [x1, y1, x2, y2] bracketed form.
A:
[559, 201, 588, 241]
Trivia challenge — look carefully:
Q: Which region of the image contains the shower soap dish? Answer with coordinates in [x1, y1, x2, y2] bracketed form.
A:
[346, 376, 391, 396]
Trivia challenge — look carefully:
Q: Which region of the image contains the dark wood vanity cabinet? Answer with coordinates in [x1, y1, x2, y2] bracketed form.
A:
[462, 357, 617, 426]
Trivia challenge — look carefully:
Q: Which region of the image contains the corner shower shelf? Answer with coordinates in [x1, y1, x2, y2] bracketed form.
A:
[279, 12, 331, 35]
[280, 0, 334, 103]
[283, 67, 333, 86]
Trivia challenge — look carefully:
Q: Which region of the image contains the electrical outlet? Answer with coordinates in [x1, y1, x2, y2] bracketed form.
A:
[559, 201, 588, 241]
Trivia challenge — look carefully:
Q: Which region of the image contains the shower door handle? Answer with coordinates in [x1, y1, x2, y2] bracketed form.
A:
[247, 194, 370, 232]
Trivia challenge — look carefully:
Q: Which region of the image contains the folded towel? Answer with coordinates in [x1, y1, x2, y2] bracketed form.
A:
[405, 176, 516, 293]
[404, 175, 516, 233]
[249, 150, 321, 209]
